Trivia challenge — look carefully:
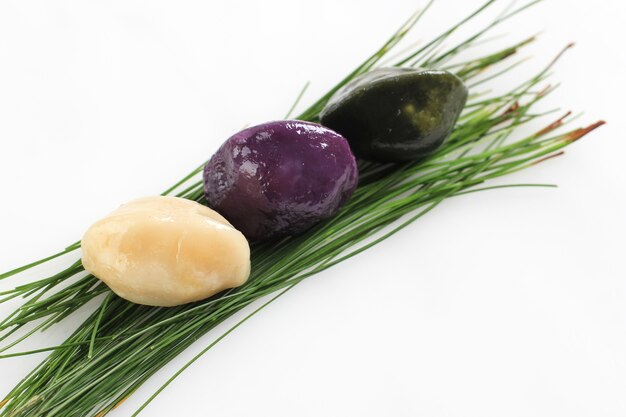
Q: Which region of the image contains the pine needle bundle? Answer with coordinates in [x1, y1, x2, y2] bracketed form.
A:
[0, 1, 604, 416]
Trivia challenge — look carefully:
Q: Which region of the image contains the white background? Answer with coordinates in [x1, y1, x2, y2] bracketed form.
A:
[0, 1, 624, 416]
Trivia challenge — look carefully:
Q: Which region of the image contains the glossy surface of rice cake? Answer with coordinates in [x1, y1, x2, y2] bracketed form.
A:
[81, 196, 250, 307]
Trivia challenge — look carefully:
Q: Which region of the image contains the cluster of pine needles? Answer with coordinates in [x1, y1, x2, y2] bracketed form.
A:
[0, 1, 604, 416]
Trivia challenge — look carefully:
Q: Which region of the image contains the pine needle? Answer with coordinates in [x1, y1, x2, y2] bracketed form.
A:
[0, 1, 605, 416]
